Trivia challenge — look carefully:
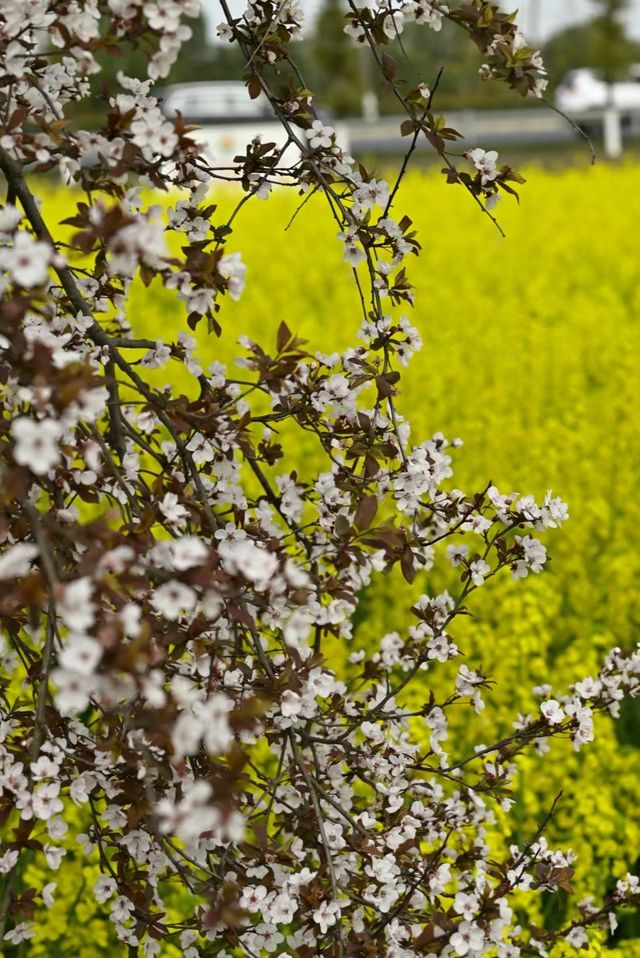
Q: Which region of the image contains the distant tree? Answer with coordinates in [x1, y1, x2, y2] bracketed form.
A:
[543, 23, 603, 86]
[543, 3, 640, 89]
[203, 42, 246, 83]
[167, 15, 221, 84]
[591, 0, 637, 82]
[93, 14, 226, 88]
[308, 0, 363, 116]
[379, 20, 522, 112]
[73, 15, 243, 127]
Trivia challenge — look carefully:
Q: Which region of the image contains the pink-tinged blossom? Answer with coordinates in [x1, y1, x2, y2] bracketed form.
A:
[402, 1, 445, 29]
[0, 204, 22, 234]
[171, 693, 234, 758]
[280, 689, 303, 720]
[382, 11, 404, 38]
[449, 920, 485, 956]
[156, 779, 226, 844]
[469, 558, 491, 586]
[267, 892, 298, 924]
[110, 895, 135, 923]
[32, 782, 64, 821]
[338, 228, 366, 266]
[150, 581, 197, 620]
[453, 891, 479, 921]
[305, 120, 334, 149]
[130, 114, 178, 160]
[456, 664, 483, 696]
[3, 922, 35, 945]
[218, 252, 247, 301]
[0, 542, 38, 580]
[107, 217, 167, 277]
[312, 899, 342, 933]
[468, 148, 499, 184]
[11, 417, 63, 475]
[69, 772, 97, 804]
[541, 699, 565, 725]
[57, 578, 96, 632]
[240, 884, 268, 913]
[565, 927, 589, 948]
[353, 178, 390, 212]
[344, 19, 365, 41]
[58, 634, 102, 676]
[169, 537, 208, 571]
[0, 849, 19, 873]
[159, 491, 189, 528]
[141, 341, 171, 369]
[50, 667, 93, 715]
[512, 535, 547, 579]
[446, 543, 468, 567]
[218, 538, 278, 588]
[1, 231, 52, 287]
[43, 844, 66, 870]
[41, 882, 57, 907]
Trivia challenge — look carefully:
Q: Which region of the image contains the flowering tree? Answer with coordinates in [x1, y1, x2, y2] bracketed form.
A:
[0, 1, 639, 955]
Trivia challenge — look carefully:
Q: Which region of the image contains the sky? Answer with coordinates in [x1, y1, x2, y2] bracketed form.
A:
[204, 0, 640, 40]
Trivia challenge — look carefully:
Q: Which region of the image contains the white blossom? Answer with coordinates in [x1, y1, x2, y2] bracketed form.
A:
[11, 418, 63, 474]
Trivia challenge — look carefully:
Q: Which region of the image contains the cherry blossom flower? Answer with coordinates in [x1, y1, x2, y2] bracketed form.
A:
[150, 581, 197, 620]
[58, 634, 102, 675]
[313, 899, 342, 933]
[0, 542, 38, 580]
[565, 927, 589, 948]
[512, 535, 548, 578]
[50, 667, 94, 715]
[3, 922, 35, 945]
[57, 578, 96, 632]
[218, 538, 278, 587]
[267, 892, 298, 924]
[159, 492, 189, 528]
[344, 20, 365, 42]
[10, 417, 63, 474]
[1, 231, 52, 287]
[218, 252, 247, 301]
[0, 849, 19, 873]
[43, 844, 65, 870]
[469, 558, 491, 586]
[541, 699, 565, 725]
[450, 920, 485, 955]
[467, 148, 500, 185]
[0, 204, 22, 234]
[306, 120, 334, 149]
[240, 884, 268, 913]
[170, 536, 208, 571]
[41, 882, 57, 907]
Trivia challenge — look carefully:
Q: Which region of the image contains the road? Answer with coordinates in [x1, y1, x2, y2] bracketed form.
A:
[347, 106, 640, 154]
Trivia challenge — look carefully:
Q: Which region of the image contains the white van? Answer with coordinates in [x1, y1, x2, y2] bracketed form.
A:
[157, 81, 349, 169]
[555, 66, 640, 114]
[158, 81, 274, 125]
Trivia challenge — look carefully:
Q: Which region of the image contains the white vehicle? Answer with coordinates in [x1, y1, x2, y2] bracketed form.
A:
[156, 81, 290, 166]
[158, 81, 274, 125]
[555, 65, 640, 114]
[157, 81, 349, 168]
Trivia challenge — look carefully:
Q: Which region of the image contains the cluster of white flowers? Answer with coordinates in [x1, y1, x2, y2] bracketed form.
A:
[345, 0, 447, 41]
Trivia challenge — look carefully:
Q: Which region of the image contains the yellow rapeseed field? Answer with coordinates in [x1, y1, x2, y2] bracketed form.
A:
[29, 163, 640, 956]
